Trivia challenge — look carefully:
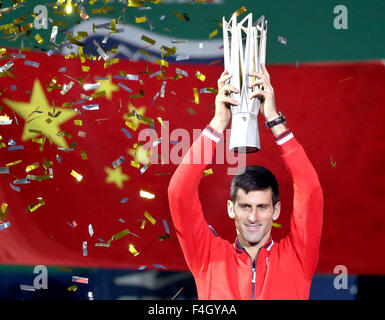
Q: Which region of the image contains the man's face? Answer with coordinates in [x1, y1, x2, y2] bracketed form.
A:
[228, 188, 280, 247]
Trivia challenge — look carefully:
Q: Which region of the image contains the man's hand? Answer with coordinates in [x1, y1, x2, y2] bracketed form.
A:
[248, 64, 279, 122]
[210, 70, 240, 133]
[249, 64, 287, 136]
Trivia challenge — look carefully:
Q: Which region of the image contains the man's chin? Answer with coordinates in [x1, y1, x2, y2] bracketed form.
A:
[243, 233, 264, 246]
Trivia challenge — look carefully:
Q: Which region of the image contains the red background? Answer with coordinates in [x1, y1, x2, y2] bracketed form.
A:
[0, 50, 384, 274]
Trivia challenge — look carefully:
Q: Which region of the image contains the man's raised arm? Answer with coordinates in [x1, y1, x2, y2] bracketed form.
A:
[168, 71, 239, 277]
[249, 65, 324, 279]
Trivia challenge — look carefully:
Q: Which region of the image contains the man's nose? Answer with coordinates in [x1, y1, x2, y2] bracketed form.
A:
[248, 208, 259, 223]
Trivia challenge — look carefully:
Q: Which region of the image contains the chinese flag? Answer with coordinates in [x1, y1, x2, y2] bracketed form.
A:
[1, 49, 385, 274]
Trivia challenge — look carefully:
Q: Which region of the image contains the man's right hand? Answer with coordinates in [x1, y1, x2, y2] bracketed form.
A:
[210, 70, 240, 133]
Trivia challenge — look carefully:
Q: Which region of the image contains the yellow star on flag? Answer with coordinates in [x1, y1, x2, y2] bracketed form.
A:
[2, 79, 77, 149]
[104, 166, 130, 189]
[123, 102, 147, 131]
[95, 74, 119, 100]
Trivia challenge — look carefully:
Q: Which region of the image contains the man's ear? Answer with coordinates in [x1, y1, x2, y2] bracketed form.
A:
[272, 201, 281, 221]
[227, 200, 235, 219]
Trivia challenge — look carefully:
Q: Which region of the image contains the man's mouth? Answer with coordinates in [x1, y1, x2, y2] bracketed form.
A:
[245, 224, 263, 232]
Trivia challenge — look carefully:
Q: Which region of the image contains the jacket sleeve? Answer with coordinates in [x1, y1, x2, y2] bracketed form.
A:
[277, 130, 324, 280]
[168, 125, 223, 277]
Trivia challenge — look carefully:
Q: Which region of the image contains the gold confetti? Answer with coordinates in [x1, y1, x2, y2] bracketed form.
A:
[81, 65, 90, 72]
[26, 197, 45, 213]
[128, 244, 140, 256]
[209, 29, 218, 39]
[138, 49, 152, 56]
[91, 91, 106, 98]
[158, 234, 170, 241]
[193, 88, 199, 104]
[112, 229, 130, 241]
[70, 170, 83, 182]
[203, 168, 213, 176]
[67, 285, 78, 292]
[80, 151, 88, 160]
[135, 16, 146, 23]
[0, 202, 8, 220]
[157, 117, 165, 127]
[156, 59, 169, 68]
[144, 210, 156, 225]
[90, 6, 114, 14]
[32, 136, 46, 152]
[160, 45, 176, 57]
[234, 6, 247, 16]
[74, 120, 83, 126]
[104, 58, 119, 68]
[173, 10, 186, 21]
[139, 219, 146, 229]
[33, 34, 44, 46]
[128, 0, 145, 7]
[125, 121, 138, 131]
[110, 19, 117, 33]
[43, 159, 53, 169]
[130, 160, 141, 169]
[25, 162, 39, 172]
[129, 90, 145, 99]
[140, 190, 155, 199]
[141, 35, 156, 45]
[5, 160, 22, 167]
[272, 222, 282, 228]
[195, 71, 206, 82]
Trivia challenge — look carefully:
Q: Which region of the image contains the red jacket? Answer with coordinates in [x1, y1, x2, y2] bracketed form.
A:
[168, 125, 323, 300]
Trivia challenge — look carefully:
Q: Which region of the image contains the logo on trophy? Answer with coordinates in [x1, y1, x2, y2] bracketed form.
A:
[222, 13, 268, 153]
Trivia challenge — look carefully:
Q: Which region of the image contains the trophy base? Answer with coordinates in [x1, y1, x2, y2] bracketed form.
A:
[229, 112, 260, 154]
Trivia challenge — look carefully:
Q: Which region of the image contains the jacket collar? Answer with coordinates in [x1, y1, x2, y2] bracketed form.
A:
[234, 235, 274, 254]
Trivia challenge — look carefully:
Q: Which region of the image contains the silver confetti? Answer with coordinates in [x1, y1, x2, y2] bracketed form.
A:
[175, 54, 190, 61]
[83, 83, 101, 91]
[19, 284, 35, 291]
[160, 81, 166, 98]
[60, 81, 74, 95]
[118, 82, 132, 93]
[0, 221, 11, 231]
[82, 104, 99, 110]
[0, 61, 14, 73]
[82, 241, 88, 256]
[176, 68, 188, 77]
[278, 36, 287, 45]
[88, 224, 94, 237]
[112, 156, 125, 168]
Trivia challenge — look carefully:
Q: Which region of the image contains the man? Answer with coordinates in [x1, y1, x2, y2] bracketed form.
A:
[168, 65, 323, 300]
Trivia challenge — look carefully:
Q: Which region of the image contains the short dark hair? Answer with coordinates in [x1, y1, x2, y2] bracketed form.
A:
[230, 165, 279, 206]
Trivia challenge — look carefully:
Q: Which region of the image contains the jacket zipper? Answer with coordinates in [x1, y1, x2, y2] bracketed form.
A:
[251, 248, 261, 300]
[252, 260, 256, 300]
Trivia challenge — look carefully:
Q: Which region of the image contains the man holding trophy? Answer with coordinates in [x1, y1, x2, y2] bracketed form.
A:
[168, 13, 323, 300]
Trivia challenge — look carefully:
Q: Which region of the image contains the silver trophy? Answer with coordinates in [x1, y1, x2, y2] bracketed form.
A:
[222, 13, 268, 153]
